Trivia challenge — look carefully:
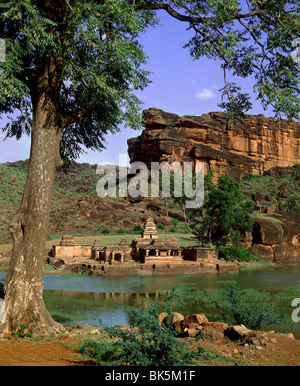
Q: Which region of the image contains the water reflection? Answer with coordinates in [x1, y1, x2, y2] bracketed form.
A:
[43, 289, 172, 327]
[1, 265, 300, 337]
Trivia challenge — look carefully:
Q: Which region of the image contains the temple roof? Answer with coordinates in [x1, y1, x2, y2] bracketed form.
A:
[139, 238, 180, 250]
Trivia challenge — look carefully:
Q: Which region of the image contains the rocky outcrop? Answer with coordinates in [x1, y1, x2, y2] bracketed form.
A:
[128, 108, 300, 180]
[247, 213, 300, 262]
[158, 311, 296, 345]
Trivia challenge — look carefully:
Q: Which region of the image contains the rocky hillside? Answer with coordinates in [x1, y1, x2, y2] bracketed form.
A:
[0, 161, 180, 244]
[0, 160, 299, 263]
[128, 108, 300, 180]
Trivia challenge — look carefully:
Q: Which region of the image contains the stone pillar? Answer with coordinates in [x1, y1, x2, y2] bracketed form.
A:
[145, 250, 149, 256]
[155, 249, 159, 256]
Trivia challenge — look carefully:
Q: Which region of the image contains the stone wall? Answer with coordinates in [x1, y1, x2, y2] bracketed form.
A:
[52, 245, 92, 259]
[182, 248, 219, 261]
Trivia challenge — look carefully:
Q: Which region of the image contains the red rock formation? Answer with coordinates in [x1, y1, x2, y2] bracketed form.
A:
[249, 213, 300, 262]
[128, 107, 300, 180]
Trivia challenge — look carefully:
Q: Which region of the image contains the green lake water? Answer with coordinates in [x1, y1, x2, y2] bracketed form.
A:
[1, 263, 300, 337]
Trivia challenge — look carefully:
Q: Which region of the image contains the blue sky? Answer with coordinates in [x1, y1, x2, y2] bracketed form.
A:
[0, 11, 270, 165]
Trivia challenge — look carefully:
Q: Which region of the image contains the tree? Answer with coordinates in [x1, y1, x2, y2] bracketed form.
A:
[0, 1, 299, 336]
[172, 170, 254, 247]
[205, 174, 254, 247]
[0, 0, 156, 336]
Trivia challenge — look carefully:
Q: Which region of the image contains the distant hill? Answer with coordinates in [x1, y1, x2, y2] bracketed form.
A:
[0, 160, 299, 245]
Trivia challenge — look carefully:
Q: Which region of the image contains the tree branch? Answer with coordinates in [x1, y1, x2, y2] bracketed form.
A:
[147, 3, 261, 23]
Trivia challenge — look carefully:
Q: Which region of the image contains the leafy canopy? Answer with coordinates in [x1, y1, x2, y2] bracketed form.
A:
[0, 0, 299, 161]
[171, 169, 254, 247]
[0, 0, 157, 159]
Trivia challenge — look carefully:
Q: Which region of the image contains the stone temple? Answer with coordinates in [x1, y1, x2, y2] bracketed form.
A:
[131, 216, 182, 263]
[51, 215, 218, 265]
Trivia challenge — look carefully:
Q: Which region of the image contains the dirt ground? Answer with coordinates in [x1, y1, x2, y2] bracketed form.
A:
[0, 325, 299, 367]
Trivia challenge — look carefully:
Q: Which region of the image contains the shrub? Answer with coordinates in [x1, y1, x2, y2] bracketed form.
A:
[79, 288, 201, 366]
[170, 218, 179, 227]
[202, 282, 287, 331]
[133, 225, 142, 233]
[283, 192, 300, 214]
[12, 324, 32, 338]
[218, 245, 254, 262]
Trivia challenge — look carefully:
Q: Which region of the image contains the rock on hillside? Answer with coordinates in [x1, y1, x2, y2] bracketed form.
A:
[248, 213, 300, 262]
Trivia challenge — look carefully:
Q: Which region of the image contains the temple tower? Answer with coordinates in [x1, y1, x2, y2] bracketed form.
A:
[142, 216, 158, 239]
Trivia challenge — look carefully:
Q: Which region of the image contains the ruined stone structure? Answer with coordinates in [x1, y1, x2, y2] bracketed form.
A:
[127, 108, 300, 180]
[102, 238, 132, 263]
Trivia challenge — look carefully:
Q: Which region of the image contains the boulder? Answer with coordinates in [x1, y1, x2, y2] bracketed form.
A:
[224, 324, 257, 343]
[201, 321, 228, 334]
[170, 312, 184, 324]
[158, 312, 184, 327]
[200, 326, 225, 342]
[158, 312, 168, 326]
[181, 314, 208, 329]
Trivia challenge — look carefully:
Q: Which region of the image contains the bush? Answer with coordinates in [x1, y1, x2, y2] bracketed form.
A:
[133, 225, 142, 233]
[283, 192, 300, 214]
[79, 288, 202, 366]
[218, 245, 254, 262]
[202, 282, 287, 331]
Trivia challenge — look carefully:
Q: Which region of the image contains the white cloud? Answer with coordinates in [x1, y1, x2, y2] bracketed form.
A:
[194, 88, 216, 100]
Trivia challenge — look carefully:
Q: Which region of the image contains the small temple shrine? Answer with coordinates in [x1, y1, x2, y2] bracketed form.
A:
[130, 216, 182, 262]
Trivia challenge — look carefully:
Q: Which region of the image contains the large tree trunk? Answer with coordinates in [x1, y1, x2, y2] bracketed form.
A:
[0, 89, 65, 336]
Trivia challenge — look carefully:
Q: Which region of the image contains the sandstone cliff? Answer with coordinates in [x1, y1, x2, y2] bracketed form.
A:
[128, 108, 300, 180]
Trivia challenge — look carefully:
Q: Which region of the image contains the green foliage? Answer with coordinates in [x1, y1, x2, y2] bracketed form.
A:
[133, 225, 143, 233]
[12, 324, 32, 338]
[282, 192, 300, 214]
[170, 218, 179, 227]
[0, 0, 158, 160]
[1, 0, 299, 156]
[218, 245, 255, 262]
[79, 288, 201, 366]
[206, 174, 254, 245]
[182, 0, 300, 120]
[172, 169, 254, 247]
[202, 282, 287, 331]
